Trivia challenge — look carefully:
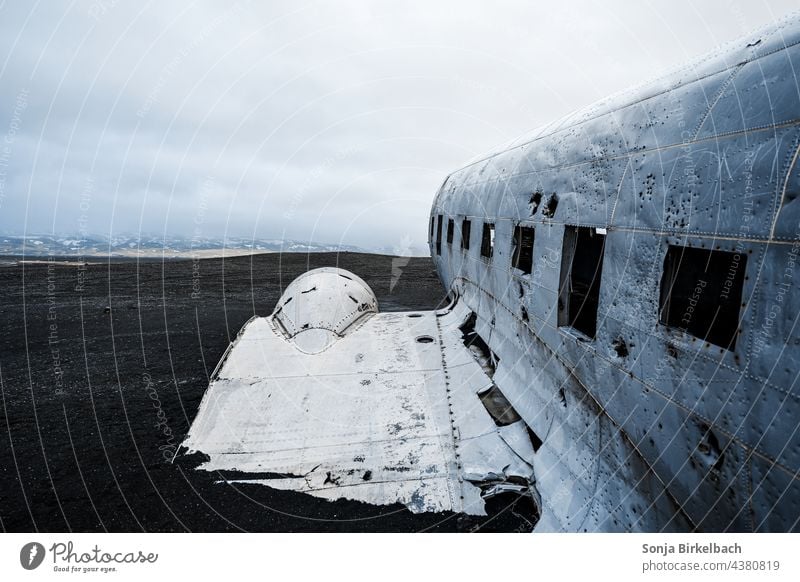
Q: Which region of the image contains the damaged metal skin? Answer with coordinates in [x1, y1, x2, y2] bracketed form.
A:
[181, 16, 800, 532]
[181, 268, 538, 519]
[430, 15, 800, 531]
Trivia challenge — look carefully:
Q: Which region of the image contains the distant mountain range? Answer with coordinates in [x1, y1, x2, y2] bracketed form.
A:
[0, 234, 370, 258]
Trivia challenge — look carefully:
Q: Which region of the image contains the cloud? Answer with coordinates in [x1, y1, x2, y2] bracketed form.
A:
[0, 0, 795, 252]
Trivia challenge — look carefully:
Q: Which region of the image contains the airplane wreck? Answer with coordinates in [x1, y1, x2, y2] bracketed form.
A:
[179, 14, 800, 532]
[182, 268, 538, 521]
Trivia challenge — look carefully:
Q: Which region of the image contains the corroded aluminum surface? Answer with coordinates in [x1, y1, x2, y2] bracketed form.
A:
[182, 290, 535, 516]
[430, 15, 800, 531]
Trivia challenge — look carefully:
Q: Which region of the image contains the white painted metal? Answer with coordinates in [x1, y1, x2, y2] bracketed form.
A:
[430, 15, 800, 531]
[182, 16, 800, 532]
[181, 276, 534, 515]
[272, 267, 378, 353]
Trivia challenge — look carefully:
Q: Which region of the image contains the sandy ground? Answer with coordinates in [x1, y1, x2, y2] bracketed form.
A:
[0, 252, 530, 532]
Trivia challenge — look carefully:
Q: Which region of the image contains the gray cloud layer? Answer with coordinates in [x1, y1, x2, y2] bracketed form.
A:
[0, 0, 796, 253]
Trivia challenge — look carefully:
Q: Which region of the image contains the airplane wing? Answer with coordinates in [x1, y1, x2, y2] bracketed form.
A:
[179, 267, 537, 517]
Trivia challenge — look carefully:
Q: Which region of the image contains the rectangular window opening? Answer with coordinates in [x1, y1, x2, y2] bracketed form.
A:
[461, 219, 471, 250]
[558, 226, 606, 339]
[477, 385, 521, 427]
[446, 218, 454, 245]
[659, 245, 746, 350]
[512, 225, 535, 275]
[435, 215, 443, 256]
[480, 222, 495, 259]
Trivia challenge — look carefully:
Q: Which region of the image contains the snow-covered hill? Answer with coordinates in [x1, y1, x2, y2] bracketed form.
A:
[0, 234, 367, 258]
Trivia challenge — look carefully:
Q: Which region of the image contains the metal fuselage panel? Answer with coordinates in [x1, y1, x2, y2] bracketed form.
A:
[429, 15, 800, 532]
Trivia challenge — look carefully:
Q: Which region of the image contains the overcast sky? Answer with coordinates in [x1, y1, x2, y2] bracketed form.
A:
[0, 1, 797, 253]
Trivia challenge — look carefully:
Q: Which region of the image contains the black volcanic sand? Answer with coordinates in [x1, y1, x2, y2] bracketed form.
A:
[0, 252, 532, 532]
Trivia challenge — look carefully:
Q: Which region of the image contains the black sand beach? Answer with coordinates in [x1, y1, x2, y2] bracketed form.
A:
[0, 252, 530, 532]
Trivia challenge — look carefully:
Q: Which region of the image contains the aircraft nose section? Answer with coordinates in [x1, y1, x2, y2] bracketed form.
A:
[271, 267, 378, 353]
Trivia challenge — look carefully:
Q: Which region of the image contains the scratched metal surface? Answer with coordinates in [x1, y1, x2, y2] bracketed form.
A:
[430, 14, 800, 532]
[181, 273, 537, 516]
[272, 268, 379, 353]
